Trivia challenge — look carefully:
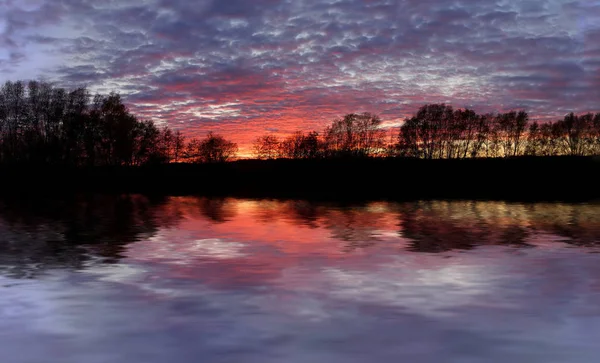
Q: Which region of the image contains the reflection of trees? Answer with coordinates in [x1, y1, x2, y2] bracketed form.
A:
[524, 204, 600, 247]
[195, 197, 237, 223]
[247, 199, 600, 253]
[398, 201, 600, 252]
[248, 200, 393, 249]
[158, 196, 238, 224]
[0, 195, 179, 278]
[320, 207, 389, 251]
[398, 201, 536, 252]
[254, 200, 325, 229]
[1, 196, 599, 279]
[256, 200, 396, 250]
[283, 200, 322, 228]
[397, 202, 494, 252]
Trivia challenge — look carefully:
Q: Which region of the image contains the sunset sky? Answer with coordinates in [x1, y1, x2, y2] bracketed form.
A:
[1, 0, 599, 150]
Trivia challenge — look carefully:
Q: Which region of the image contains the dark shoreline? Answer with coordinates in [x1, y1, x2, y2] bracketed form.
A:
[1, 156, 599, 202]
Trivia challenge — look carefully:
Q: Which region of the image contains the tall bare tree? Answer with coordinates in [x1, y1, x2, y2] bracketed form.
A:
[185, 132, 238, 163]
[253, 135, 280, 159]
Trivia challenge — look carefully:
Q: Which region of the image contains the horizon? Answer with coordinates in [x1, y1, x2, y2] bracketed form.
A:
[1, 0, 599, 152]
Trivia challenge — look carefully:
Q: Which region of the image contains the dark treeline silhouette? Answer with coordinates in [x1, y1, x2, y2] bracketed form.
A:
[0, 80, 236, 166]
[1, 80, 600, 200]
[2, 156, 596, 201]
[253, 113, 387, 159]
[3, 79, 600, 165]
[253, 105, 600, 159]
[0, 80, 172, 165]
[397, 104, 600, 158]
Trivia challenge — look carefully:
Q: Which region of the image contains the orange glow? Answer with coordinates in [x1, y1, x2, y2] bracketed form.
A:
[124, 197, 600, 286]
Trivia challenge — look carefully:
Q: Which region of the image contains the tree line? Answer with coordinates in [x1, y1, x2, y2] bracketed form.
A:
[0, 80, 237, 166]
[254, 104, 600, 159]
[396, 104, 600, 158]
[253, 112, 388, 159]
[2, 80, 599, 166]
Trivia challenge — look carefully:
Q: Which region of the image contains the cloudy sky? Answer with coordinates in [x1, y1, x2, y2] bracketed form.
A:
[1, 0, 599, 149]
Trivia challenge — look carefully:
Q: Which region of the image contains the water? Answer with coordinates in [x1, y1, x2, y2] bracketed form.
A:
[1, 196, 599, 363]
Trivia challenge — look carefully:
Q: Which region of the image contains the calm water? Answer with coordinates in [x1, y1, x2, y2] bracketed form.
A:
[1, 196, 600, 363]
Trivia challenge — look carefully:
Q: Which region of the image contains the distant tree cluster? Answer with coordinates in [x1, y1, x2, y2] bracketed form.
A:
[0, 81, 237, 166]
[253, 105, 600, 160]
[253, 113, 388, 159]
[2, 79, 598, 166]
[184, 131, 238, 163]
[0, 80, 178, 166]
[396, 104, 600, 158]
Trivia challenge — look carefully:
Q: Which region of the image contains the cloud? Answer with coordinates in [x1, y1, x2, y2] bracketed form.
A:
[0, 0, 598, 148]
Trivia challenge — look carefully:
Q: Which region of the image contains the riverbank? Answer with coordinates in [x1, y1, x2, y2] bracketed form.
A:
[1, 156, 599, 201]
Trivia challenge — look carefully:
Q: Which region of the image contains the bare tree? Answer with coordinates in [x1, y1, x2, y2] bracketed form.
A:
[185, 132, 237, 163]
[280, 131, 321, 159]
[171, 130, 185, 163]
[496, 111, 528, 157]
[324, 113, 385, 157]
[252, 135, 280, 159]
[0, 80, 180, 166]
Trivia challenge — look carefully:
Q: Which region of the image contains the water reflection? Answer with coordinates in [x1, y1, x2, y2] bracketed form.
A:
[1, 197, 600, 279]
[0, 195, 172, 278]
[398, 201, 533, 252]
[396, 201, 600, 251]
[1, 196, 600, 362]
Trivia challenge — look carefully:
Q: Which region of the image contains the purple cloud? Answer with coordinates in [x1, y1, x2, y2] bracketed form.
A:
[0, 0, 598, 148]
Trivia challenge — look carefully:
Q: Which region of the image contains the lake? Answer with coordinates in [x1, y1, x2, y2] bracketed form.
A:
[1, 195, 599, 363]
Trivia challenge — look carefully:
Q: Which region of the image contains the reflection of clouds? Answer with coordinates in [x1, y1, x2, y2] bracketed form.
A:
[260, 253, 505, 321]
[85, 263, 147, 283]
[2, 247, 600, 362]
[3, 197, 600, 362]
[189, 239, 247, 260]
[373, 229, 403, 239]
[130, 236, 247, 263]
[320, 261, 493, 317]
[0, 273, 95, 336]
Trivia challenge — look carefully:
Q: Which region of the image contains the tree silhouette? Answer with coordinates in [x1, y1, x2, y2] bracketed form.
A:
[253, 134, 280, 159]
[525, 121, 541, 156]
[324, 113, 385, 157]
[0, 81, 181, 166]
[172, 130, 186, 162]
[185, 132, 238, 163]
[496, 110, 528, 157]
[280, 131, 321, 159]
[2, 79, 600, 165]
[393, 104, 597, 159]
[399, 104, 454, 159]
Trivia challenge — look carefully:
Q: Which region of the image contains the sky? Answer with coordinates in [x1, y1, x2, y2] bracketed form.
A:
[1, 0, 599, 150]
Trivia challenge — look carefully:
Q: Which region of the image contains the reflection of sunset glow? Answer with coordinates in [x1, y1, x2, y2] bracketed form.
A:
[2, 196, 600, 362]
[120, 197, 600, 289]
[134, 237, 248, 263]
